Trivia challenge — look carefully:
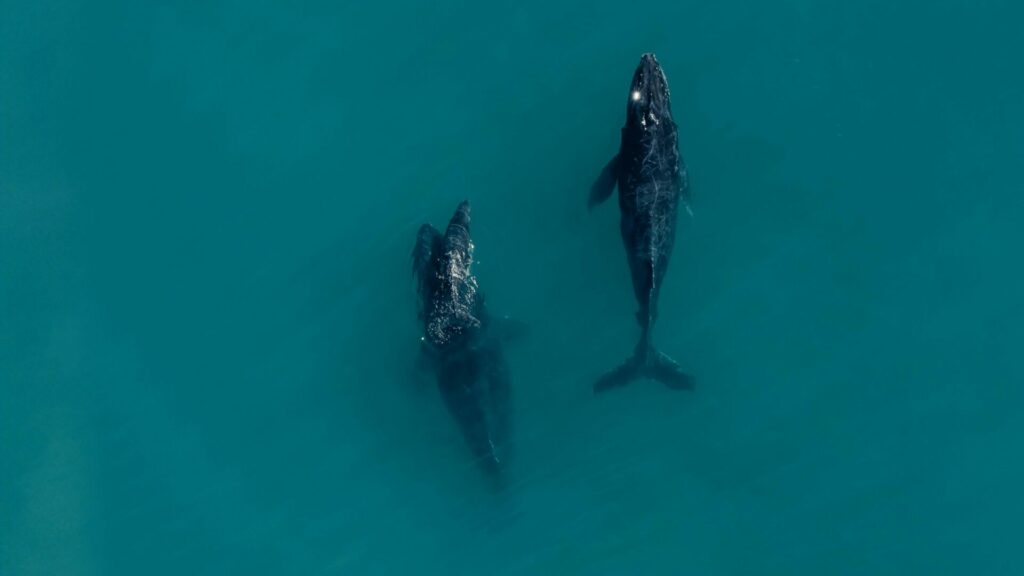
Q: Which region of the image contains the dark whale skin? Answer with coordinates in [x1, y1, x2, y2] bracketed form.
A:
[412, 202, 515, 479]
[589, 53, 695, 393]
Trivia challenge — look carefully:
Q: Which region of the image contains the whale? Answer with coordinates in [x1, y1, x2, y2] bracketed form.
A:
[412, 201, 521, 477]
[588, 53, 695, 393]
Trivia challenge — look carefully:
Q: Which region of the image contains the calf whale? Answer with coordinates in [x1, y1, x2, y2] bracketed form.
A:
[412, 201, 520, 477]
[588, 53, 695, 393]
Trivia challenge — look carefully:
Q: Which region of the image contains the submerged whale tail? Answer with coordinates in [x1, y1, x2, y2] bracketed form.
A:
[594, 342, 694, 393]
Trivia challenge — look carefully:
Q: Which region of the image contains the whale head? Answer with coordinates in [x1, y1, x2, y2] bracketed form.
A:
[626, 53, 672, 131]
[426, 200, 480, 347]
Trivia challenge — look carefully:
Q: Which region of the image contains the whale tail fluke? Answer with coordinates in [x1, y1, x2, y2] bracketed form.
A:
[593, 346, 694, 393]
[647, 349, 695, 390]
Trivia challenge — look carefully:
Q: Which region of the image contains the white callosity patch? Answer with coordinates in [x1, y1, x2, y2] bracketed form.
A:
[427, 234, 480, 346]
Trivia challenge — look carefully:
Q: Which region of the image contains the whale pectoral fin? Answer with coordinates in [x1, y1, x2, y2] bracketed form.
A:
[412, 340, 437, 386]
[494, 315, 529, 344]
[680, 174, 694, 218]
[588, 154, 619, 211]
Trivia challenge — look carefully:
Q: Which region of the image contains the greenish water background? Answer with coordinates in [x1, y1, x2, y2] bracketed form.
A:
[3, 1, 1022, 574]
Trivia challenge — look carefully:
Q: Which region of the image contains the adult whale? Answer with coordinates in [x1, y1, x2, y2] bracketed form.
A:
[412, 201, 521, 477]
[588, 53, 695, 393]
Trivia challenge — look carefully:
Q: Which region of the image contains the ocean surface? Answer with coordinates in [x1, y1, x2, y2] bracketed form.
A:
[3, 1, 1023, 574]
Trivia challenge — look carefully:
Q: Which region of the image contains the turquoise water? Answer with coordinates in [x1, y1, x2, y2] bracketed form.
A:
[3, 1, 1023, 573]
